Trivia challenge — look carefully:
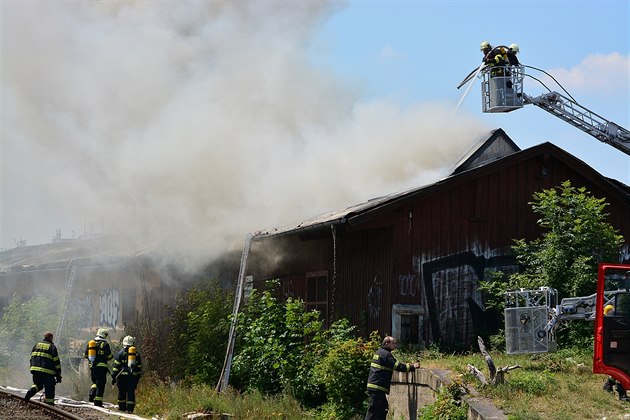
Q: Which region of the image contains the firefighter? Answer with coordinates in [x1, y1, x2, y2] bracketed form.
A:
[84, 328, 113, 407]
[602, 304, 629, 401]
[480, 41, 492, 58]
[25, 331, 62, 405]
[365, 336, 420, 420]
[507, 43, 520, 65]
[112, 335, 142, 413]
[484, 45, 510, 76]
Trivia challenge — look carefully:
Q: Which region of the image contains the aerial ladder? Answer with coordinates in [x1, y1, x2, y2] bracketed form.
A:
[457, 64, 630, 394]
[458, 63, 630, 156]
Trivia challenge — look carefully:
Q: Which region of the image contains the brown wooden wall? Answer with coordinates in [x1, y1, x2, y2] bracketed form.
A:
[247, 146, 630, 349]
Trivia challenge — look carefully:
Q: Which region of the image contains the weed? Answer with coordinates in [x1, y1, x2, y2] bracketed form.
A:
[418, 382, 467, 420]
[507, 372, 553, 396]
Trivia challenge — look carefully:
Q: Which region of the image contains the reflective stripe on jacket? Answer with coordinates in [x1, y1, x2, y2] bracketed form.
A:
[366, 345, 415, 394]
[112, 347, 142, 379]
[85, 338, 113, 369]
[30, 339, 61, 376]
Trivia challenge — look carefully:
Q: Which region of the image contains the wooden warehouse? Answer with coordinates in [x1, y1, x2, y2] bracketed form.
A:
[246, 129, 630, 349]
[0, 238, 182, 349]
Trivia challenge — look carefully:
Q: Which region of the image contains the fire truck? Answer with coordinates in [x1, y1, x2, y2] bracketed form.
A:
[504, 265, 630, 392]
[459, 61, 630, 392]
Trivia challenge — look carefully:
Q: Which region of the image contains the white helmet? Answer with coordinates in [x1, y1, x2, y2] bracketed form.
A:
[122, 335, 135, 347]
[480, 41, 491, 51]
[96, 328, 109, 339]
[509, 43, 519, 53]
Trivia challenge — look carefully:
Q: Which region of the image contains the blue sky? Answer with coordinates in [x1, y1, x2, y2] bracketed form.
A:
[309, 0, 629, 182]
[1, 1, 628, 256]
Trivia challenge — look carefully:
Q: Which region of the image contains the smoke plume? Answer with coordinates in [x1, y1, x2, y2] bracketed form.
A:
[2, 1, 487, 270]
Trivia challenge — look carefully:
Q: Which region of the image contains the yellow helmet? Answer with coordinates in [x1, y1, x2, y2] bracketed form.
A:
[96, 328, 109, 339]
[604, 304, 615, 315]
[509, 43, 519, 53]
[480, 41, 491, 51]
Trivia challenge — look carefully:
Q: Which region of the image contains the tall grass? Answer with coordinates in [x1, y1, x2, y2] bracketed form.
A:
[134, 373, 311, 419]
[419, 348, 630, 420]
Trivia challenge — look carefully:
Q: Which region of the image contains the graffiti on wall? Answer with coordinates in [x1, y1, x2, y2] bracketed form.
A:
[368, 272, 383, 319]
[398, 273, 419, 296]
[418, 251, 518, 347]
[621, 244, 630, 264]
[99, 288, 119, 329]
[70, 295, 92, 330]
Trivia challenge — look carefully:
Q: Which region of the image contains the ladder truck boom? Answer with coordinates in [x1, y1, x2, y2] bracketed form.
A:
[523, 91, 630, 156]
[477, 64, 630, 157]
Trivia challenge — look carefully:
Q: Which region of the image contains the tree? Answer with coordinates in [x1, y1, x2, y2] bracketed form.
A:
[481, 181, 625, 348]
[0, 295, 57, 384]
[510, 180, 623, 298]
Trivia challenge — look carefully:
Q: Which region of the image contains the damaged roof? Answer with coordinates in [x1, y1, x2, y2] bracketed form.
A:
[254, 129, 629, 239]
[0, 237, 150, 273]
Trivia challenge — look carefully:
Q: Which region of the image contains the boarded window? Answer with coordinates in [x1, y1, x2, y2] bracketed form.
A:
[306, 271, 328, 325]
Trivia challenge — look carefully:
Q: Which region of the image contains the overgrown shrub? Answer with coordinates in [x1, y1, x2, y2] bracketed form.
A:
[231, 280, 324, 402]
[313, 329, 380, 418]
[418, 382, 468, 420]
[123, 311, 166, 376]
[163, 280, 233, 383]
[231, 280, 376, 418]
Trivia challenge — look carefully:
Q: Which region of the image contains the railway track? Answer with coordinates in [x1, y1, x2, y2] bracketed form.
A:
[0, 386, 146, 420]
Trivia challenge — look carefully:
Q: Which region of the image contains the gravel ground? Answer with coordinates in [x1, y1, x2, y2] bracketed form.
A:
[0, 390, 146, 420]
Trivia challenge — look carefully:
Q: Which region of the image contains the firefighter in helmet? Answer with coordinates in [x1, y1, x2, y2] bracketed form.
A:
[507, 43, 520, 65]
[84, 328, 113, 406]
[25, 332, 62, 405]
[480, 41, 492, 57]
[112, 335, 142, 413]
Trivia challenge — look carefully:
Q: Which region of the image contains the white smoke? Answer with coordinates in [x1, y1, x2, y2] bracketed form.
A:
[2, 1, 488, 269]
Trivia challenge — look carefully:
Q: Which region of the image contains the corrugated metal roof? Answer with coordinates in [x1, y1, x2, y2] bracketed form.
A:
[255, 129, 514, 238]
[0, 237, 150, 272]
[254, 133, 630, 239]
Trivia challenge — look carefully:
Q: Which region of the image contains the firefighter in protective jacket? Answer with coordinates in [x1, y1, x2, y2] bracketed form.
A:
[365, 336, 419, 420]
[25, 332, 62, 405]
[84, 328, 113, 406]
[112, 335, 142, 413]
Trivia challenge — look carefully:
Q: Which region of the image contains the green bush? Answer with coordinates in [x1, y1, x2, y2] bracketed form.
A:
[418, 382, 468, 420]
[231, 279, 324, 402]
[164, 280, 233, 383]
[313, 329, 380, 418]
[230, 280, 379, 417]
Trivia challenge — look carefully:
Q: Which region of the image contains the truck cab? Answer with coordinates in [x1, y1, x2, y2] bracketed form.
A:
[594, 264, 630, 390]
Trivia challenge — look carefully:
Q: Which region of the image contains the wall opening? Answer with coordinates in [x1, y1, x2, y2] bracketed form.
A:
[392, 304, 424, 348]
